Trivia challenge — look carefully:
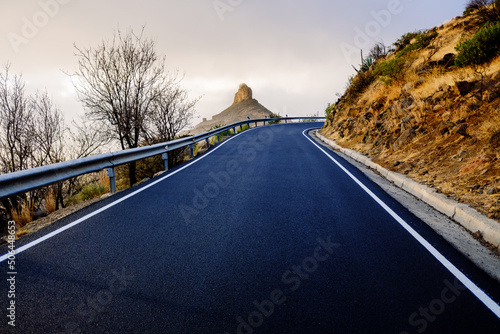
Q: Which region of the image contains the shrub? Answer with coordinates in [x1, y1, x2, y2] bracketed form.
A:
[353, 49, 377, 73]
[66, 182, 107, 206]
[209, 124, 229, 138]
[368, 42, 388, 60]
[394, 31, 425, 51]
[136, 155, 163, 181]
[325, 103, 335, 118]
[44, 190, 56, 215]
[397, 31, 438, 58]
[79, 182, 106, 201]
[238, 124, 250, 132]
[209, 124, 223, 131]
[455, 22, 500, 67]
[374, 57, 407, 85]
[268, 112, 282, 124]
[344, 70, 376, 102]
[464, 0, 500, 22]
[359, 56, 375, 72]
[11, 200, 34, 227]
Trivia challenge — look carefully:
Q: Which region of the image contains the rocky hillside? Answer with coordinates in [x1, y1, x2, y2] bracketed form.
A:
[189, 83, 273, 134]
[320, 11, 500, 224]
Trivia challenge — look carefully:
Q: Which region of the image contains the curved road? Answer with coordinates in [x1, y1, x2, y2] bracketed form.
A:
[1, 122, 499, 333]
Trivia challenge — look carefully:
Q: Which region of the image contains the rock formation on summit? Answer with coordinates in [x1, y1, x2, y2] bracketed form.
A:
[233, 83, 253, 105]
[189, 83, 273, 135]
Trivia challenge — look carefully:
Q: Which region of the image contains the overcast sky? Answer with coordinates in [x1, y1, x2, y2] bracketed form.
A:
[1, 0, 466, 127]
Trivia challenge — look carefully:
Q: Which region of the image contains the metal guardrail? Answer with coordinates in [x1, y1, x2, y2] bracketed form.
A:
[0, 117, 325, 198]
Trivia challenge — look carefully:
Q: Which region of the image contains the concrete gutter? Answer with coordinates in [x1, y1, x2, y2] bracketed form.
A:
[315, 131, 500, 248]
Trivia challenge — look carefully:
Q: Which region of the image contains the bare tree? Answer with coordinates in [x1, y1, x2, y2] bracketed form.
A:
[31, 90, 66, 166]
[0, 64, 35, 174]
[0, 65, 34, 223]
[67, 117, 111, 160]
[0, 65, 68, 213]
[30, 90, 67, 209]
[368, 42, 388, 60]
[146, 73, 199, 143]
[61, 118, 113, 203]
[70, 28, 167, 185]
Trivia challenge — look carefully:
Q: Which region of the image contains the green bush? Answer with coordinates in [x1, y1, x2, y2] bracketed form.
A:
[79, 183, 106, 200]
[237, 124, 249, 132]
[397, 31, 438, 58]
[394, 31, 425, 51]
[66, 182, 107, 206]
[455, 23, 500, 67]
[268, 112, 282, 124]
[374, 57, 407, 85]
[463, 7, 476, 16]
[325, 103, 334, 118]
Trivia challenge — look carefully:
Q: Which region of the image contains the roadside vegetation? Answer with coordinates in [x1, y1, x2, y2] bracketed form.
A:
[0, 28, 198, 235]
[267, 112, 282, 124]
[321, 0, 500, 225]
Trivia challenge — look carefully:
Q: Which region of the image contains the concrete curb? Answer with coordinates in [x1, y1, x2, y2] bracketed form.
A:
[315, 131, 500, 247]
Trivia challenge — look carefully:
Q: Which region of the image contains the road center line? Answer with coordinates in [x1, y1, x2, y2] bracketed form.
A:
[303, 128, 500, 319]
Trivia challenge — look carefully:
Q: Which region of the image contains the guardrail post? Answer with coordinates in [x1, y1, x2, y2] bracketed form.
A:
[162, 153, 169, 171]
[233, 127, 236, 135]
[189, 144, 194, 158]
[285, 115, 288, 124]
[206, 138, 210, 149]
[255, 121, 257, 127]
[0, 116, 327, 200]
[106, 167, 117, 193]
[240, 124, 243, 132]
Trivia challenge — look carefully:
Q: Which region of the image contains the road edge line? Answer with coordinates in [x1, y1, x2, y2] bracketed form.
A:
[302, 128, 500, 319]
[0, 129, 254, 263]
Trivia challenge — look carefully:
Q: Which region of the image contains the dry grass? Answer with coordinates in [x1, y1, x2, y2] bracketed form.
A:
[98, 170, 111, 193]
[15, 229, 28, 239]
[322, 11, 500, 222]
[477, 114, 500, 142]
[44, 190, 56, 215]
[11, 200, 34, 227]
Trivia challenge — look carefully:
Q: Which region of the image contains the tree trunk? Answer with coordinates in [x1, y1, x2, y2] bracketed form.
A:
[129, 161, 137, 186]
[56, 182, 65, 210]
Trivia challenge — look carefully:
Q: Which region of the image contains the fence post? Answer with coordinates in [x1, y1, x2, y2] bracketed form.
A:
[162, 153, 169, 171]
[106, 167, 116, 193]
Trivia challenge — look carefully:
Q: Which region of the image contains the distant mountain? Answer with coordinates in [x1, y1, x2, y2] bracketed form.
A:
[189, 83, 273, 134]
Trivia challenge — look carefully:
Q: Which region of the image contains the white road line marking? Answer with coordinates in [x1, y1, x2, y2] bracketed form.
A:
[303, 129, 500, 319]
[0, 129, 253, 263]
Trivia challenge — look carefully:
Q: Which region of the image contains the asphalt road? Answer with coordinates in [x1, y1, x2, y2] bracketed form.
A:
[1, 122, 499, 333]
